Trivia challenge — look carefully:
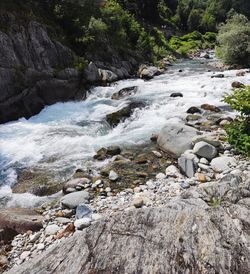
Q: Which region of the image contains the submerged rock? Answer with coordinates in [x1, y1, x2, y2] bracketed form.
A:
[170, 92, 183, 97]
[201, 104, 221, 112]
[111, 86, 138, 100]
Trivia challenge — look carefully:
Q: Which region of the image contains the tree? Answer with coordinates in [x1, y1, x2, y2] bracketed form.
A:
[216, 13, 250, 67]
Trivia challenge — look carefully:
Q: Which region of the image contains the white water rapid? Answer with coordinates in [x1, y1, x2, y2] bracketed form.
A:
[0, 58, 249, 207]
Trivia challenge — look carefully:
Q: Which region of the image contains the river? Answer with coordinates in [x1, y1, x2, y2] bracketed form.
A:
[0, 57, 249, 207]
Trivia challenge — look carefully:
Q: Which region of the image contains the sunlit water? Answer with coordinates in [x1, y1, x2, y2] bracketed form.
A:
[0, 58, 249, 207]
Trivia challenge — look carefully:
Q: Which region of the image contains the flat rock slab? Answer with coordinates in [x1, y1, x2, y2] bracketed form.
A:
[0, 208, 44, 243]
[7, 192, 250, 274]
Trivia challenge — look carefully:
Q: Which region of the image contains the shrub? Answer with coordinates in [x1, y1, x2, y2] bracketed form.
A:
[223, 86, 250, 156]
[216, 13, 250, 67]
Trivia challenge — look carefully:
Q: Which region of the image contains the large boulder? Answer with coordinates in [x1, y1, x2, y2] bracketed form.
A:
[111, 86, 138, 100]
[7, 184, 250, 274]
[157, 124, 198, 158]
[0, 208, 44, 243]
[138, 65, 162, 80]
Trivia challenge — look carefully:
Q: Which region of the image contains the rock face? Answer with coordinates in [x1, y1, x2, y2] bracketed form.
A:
[0, 18, 81, 124]
[7, 184, 250, 274]
[0, 13, 138, 124]
[157, 123, 198, 158]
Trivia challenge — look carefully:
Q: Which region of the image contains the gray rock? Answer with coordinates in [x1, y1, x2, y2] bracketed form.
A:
[76, 204, 92, 219]
[211, 156, 237, 172]
[60, 191, 90, 209]
[55, 217, 71, 225]
[45, 224, 60, 236]
[74, 218, 91, 230]
[109, 170, 119, 181]
[8, 192, 250, 274]
[83, 62, 101, 82]
[193, 141, 217, 160]
[178, 152, 199, 178]
[138, 65, 162, 80]
[111, 86, 138, 100]
[157, 123, 198, 158]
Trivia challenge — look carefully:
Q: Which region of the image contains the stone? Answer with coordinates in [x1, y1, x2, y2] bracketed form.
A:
[106, 102, 145, 127]
[200, 158, 209, 165]
[55, 217, 71, 225]
[219, 120, 230, 126]
[170, 92, 183, 97]
[60, 191, 89, 209]
[178, 152, 199, 178]
[152, 151, 162, 158]
[165, 165, 182, 177]
[74, 218, 91, 230]
[20, 251, 30, 261]
[37, 243, 45, 250]
[138, 65, 162, 80]
[91, 214, 102, 221]
[231, 81, 244, 88]
[186, 114, 202, 122]
[192, 135, 221, 147]
[109, 170, 119, 181]
[156, 173, 166, 179]
[45, 224, 60, 236]
[29, 232, 41, 243]
[111, 86, 138, 100]
[0, 208, 44, 243]
[0, 255, 8, 267]
[211, 73, 224, 78]
[186, 106, 202, 114]
[211, 156, 237, 172]
[157, 123, 198, 158]
[63, 178, 90, 194]
[197, 173, 206, 183]
[193, 141, 217, 160]
[75, 204, 92, 219]
[201, 104, 221, 112]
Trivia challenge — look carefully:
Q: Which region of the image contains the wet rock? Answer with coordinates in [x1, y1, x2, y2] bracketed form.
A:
[63, 178, 90, 194]
[186, 106, 202, 114]
[94, 146, 121, 160]
[0, 208, 43, 243]
[138, 65, 162, 80]
[211, 156, 237, 172]
[236, 71, 246, 77]
[193, 141, 217, 160]
[99, 69, 118, 82]
[170, 92, 183, 98]
[106, 102, 145, 127]
[186, 114, 202, 122]
[60, 191, 90, 209]
[111, 86, 138, 100]
[157, 123, 198, 158]
[75, 204, 92, 219]
[231, 81, 245, 88]
[200, 52, 210, 59]
[201, 104, 221, 112]
[211, 73, 224, 78]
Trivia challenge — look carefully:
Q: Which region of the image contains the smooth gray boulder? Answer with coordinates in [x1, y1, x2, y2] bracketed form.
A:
[211, 156, 237, 172]
[193, 141, 217, 160]
[7, 178, 250, 274]
[60, 191, 90, 209]
[157, 123, 198, 158]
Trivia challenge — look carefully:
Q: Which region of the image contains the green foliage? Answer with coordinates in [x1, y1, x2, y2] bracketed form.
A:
[216, 13, 250, 67]
[170, 31, 216, 55]
[223, 86, 250, 156]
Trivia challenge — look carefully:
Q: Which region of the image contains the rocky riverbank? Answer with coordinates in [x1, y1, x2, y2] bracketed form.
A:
[1, 78, 250, 272]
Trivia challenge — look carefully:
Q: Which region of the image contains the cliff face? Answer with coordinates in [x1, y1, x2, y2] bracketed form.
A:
[0, 11, 137, 124]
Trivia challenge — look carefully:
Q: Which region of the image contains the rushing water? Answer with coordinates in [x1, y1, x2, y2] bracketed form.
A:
[0, 58, 249, 207]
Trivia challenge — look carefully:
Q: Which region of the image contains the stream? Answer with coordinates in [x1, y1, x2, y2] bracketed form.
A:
[0, 57, 249, 207]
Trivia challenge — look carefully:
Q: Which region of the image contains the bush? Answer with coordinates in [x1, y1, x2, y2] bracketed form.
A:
[216, 13, 250, 67]
[223, 86, 250, 156]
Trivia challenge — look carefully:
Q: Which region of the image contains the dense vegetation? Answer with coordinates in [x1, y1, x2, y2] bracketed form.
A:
[224, 86, 250, 157]
[1, 0, 249, 63]
[216, 13, 250, 67]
